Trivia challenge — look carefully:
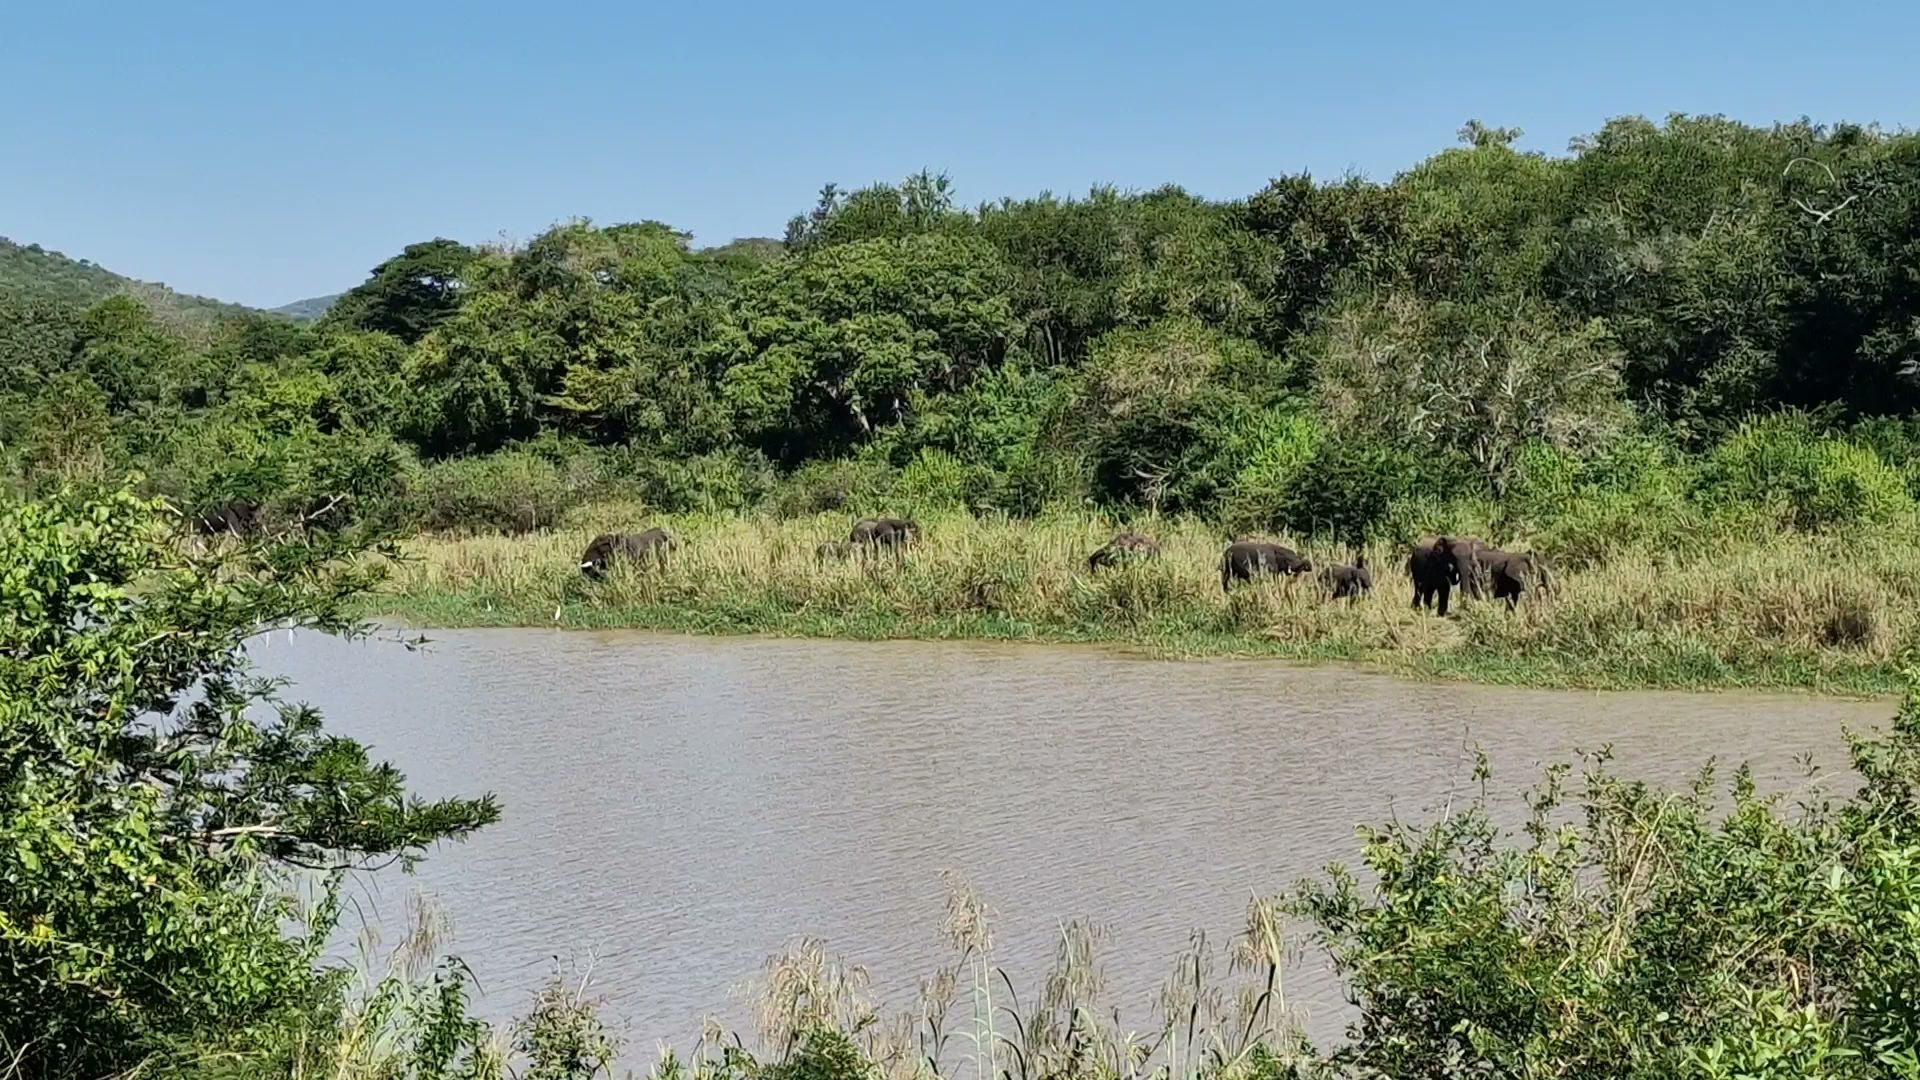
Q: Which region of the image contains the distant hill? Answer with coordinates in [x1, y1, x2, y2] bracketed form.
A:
[0, 236, 260, 335]
[700, 236, 786, 265]
[270, 293, 340, 322]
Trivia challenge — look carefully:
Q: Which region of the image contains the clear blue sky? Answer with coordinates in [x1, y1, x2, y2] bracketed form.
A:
[3, 1, 1912, 308]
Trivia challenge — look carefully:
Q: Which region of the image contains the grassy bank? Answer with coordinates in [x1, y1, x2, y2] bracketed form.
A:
[369, 508, 1920, 694]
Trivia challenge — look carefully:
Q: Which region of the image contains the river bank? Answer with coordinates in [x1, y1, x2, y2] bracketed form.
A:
[362, 511, 1918, 694]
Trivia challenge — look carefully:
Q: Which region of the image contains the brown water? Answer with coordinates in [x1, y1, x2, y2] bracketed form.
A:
[258, 628, 1889, 1054]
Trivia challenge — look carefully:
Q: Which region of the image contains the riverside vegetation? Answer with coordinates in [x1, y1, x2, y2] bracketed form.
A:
[6, 115, 1920, 690]
[382, 506, 1920, 693]
[12, 485, 1920, 1078]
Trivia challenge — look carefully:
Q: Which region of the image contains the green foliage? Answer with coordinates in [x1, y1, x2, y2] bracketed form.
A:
[324, 238, 480, 343]
[1288, 678, 1920, 1077]
[1074, 318, 1295, 513]
[514, 973, 621, 1080]
[10, 113, 1920, 540]
[0, 488, 497, 1076]
[1698, 413, 1914, 529]
[752, 1030, 874, 1080]
[1504, 434, 1700, 560]
[413, 443, 611, 534]
[718, 233, 1019, 458]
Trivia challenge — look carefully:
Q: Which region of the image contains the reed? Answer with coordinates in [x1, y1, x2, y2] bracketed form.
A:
[369, 508, 1920, 693]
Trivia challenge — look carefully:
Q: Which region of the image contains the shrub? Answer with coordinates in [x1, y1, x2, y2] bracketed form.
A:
[1215, 409, 1324, 533]
[615, 447, 778, 515]
[1277, 436, 1446, 543]
[1697, 414, 1913, 530]
[892, 447, 985, 512]
[769, 456, 900, 517]
[1507, 435, 1700, 562]
[1289, 680, 1920, 1076]
[1850, 416, 1920, 499]
[414, 447, 589, 533]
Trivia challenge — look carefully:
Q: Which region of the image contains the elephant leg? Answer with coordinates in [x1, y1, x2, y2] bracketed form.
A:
[1436, 581, 1452, 617]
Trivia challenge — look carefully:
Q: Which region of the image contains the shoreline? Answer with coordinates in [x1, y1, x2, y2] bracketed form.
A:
[362, 594, 1904, 698]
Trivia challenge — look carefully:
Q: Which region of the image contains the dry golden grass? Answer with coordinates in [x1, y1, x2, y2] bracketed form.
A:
[372, 507, 1920, 692]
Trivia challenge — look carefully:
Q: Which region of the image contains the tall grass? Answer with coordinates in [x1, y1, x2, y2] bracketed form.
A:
[679, 876, 1319, 1080]
[371, 507, 1920, 693]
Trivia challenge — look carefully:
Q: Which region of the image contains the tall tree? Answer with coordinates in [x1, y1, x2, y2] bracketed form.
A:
[324, 238, 479, 343]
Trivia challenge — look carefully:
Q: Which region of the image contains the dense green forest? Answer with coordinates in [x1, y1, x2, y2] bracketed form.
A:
[5, 114, 1920, 546]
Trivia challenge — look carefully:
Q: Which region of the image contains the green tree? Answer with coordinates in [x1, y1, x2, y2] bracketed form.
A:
[718, 233, 1018, 459]
[1313, 293, 1628, 493]
[1071, 318, 1296, 512]
[0, 487, 497, 1075]
[325, 238, 480, 344]
[75, 295, 188, 413]
[406, 289, 568, 454]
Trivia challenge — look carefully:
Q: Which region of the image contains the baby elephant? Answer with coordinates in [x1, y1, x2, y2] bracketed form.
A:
[1320, 555, 1372, 601]
[1220, 540, 1312, 593]
[814, 540, 854, 564]
[579, 527, 673, 579]
[1086, 531, 1160, 573]
[1481, 550, 1552, 609]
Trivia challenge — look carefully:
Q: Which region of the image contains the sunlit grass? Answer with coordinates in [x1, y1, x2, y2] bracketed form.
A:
[368, 507, 1920, 694]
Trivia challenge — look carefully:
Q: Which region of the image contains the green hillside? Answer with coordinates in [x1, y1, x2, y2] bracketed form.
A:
[0, 236, 258, 333]
[269, 293, 340, 321]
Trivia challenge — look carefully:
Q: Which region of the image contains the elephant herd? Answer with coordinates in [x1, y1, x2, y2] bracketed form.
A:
[576, 522, 1548, 613]
[1406, 536, 1553, 614]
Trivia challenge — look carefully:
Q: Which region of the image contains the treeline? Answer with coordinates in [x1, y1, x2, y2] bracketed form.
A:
[6, 115, 1920, 544]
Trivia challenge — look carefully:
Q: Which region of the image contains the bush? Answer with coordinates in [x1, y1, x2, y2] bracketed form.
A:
[414, 447, 596, 533]
[1289, 680, 1920, 1076]
[1506, 435, 1700, 562]
[769, 456, 900, 517]
[1215, 409, 1324, 533]
[1850, 416, 1920, 499]
[892, 448, 986, 512]
[1278, 436, 1448, 542]
[626, 447, 778, 514]
[1697, 414, 1913, 530]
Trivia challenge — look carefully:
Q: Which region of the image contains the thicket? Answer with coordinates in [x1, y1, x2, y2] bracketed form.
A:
[5, 116, 1920, 548]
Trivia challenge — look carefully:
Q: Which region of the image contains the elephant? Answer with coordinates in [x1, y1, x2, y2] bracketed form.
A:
[814, 540, 854, 564]
[1406, 535, 1489, 616]
[195, 499, 263, 537]
[849, 517, 920, 559]
[1220, 541, 1312, 592]
[1481, 549, 1553, 609]
[1320, 555, 1372, 601]
[1086, 531, 1160, 573]
[579, 527, 673, 579]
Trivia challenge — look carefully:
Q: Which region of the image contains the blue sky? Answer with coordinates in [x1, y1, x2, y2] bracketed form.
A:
[3, 1, 1913, 308]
